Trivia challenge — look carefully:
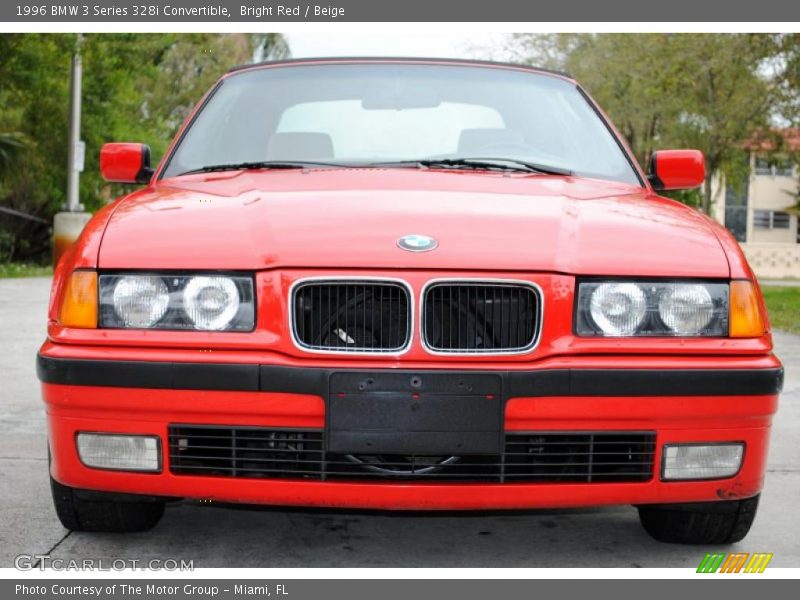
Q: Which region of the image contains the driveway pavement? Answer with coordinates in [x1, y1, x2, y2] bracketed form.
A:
[1, 277, 798, 568]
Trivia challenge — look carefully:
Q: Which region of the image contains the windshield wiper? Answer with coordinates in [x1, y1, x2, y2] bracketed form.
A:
[179, 158, 574, 177]
[374, 157, 573, 176]
[177, 160, 353, 176]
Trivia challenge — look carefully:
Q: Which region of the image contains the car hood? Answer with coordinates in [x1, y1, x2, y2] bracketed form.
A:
[98, 169, 730, 277]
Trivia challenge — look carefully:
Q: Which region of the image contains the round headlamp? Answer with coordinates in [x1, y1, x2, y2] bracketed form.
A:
[112, 275, 169, 328]
[183, 276, 240, 330]
[589, 282, 647, 336]
[658, 284, 714, 335]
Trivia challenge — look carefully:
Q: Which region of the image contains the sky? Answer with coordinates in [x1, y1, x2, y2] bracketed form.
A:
[285, 33, 511, 61]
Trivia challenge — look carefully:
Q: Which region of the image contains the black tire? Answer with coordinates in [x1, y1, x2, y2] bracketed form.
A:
[637, 495, 760, 544]
[50, 476, 165, 533]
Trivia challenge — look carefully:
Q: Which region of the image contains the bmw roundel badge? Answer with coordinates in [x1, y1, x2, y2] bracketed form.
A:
[397, 234, 438, 252]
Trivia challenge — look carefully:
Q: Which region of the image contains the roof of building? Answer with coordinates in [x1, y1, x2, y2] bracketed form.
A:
[745, 128, 800, 152]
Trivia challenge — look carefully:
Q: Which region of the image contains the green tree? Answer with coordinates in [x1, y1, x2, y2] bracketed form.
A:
[0, 33, 289, 262]
[0, 33, 74, 261]
[511, 33, 794, 214]
[0, 134, 24, 172]
[777, 33, 800, 125]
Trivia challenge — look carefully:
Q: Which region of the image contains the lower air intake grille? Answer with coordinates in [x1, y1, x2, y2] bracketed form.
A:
[423, 282, 540, 353]
[292, 280, 411, 353]
[169, 426, 655, 483]
[168, 426, 324, 479]
[503, 432, 656, 482]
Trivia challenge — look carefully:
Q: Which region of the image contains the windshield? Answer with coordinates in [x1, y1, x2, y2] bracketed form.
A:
[161, 63, 641, 185]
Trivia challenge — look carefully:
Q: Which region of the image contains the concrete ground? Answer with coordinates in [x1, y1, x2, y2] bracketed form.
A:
[1, 277, 798, 568]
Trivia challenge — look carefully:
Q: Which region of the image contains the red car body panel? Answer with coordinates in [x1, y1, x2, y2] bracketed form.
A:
[95, 170, 730, 278]
[40, 58, 781, 512]
[43, 375, 775, 508]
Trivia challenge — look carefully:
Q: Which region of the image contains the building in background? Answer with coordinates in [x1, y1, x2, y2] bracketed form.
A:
[712, 129, 800, 279]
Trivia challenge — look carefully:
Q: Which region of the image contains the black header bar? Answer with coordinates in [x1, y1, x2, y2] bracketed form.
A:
[3, 0, 799, 23]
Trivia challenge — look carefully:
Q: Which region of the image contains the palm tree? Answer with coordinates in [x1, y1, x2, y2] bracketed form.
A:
[250, 33, 290, 62]
[0, 133, 24, 173]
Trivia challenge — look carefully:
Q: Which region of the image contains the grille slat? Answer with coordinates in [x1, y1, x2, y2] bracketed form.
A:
[293, 281, 411, 353]
[423, 282, 540, 353]
[169, 426, 655, 483]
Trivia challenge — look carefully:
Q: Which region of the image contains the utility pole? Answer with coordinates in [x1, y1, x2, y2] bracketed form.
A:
[65, 33, 84, 212]
[53, 33, 90, 266]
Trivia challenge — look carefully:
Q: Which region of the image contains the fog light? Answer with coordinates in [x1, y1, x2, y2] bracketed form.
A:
[662, 443, 743, 480]
[76, 433, 161, 472]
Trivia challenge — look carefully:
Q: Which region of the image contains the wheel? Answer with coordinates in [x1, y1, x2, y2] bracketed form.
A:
[50, 476, 165, 533]
[637, 495, 760, 544]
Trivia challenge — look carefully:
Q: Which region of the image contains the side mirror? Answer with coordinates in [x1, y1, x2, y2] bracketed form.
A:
[647, 149, 705, 191]
[100, 143, 153, 184]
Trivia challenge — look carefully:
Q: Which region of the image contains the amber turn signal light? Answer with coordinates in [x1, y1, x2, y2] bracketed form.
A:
[59, 271, 98, 328]
[729, 280, 766, 338]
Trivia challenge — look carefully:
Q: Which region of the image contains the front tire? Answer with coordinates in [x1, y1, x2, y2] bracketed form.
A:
[50, 476, 164, 532]
[637, 495, 760, 544]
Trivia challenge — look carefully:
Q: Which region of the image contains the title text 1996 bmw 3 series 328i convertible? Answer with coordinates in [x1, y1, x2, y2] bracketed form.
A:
[38, 58, 783, 543]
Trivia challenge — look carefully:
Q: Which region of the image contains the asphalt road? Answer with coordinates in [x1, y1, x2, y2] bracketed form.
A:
[1, 277, 798, 568]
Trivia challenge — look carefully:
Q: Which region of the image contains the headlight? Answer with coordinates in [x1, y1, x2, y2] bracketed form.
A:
[658, 284, 714, 334]
[588, 282, 647, 336]
[183, 276, 241, 330]
[99, 273, 255, 331]
[576, 280, 729, 337]
[112, 275, 170, 328]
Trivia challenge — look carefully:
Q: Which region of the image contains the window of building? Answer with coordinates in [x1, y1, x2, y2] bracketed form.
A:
[724, 185, 748, 242]
[754, 209, 791, 229]
[754, 155, 794, 176]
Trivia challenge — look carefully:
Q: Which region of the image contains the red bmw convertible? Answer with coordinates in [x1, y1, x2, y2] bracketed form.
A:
[39, 58, 782, 543]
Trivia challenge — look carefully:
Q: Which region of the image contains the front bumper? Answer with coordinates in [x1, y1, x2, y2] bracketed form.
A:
[39, 347, 782, 511]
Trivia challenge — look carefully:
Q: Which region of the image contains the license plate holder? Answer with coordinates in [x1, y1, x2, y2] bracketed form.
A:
[327, 372, 503, 455]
